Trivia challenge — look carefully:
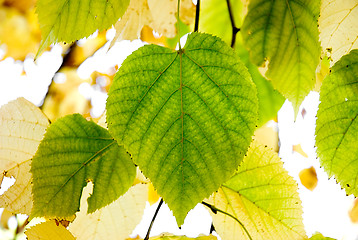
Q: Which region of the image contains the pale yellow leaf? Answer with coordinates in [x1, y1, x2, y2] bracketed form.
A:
[148, 182, 160, 205]
[69, 183, 148, 240]
[110, 0, 194, 45]
[25, 221, 75, 240]
[148, 234, 217, 240]
[253, 123, 279, 152]
[0, 160, 32, 214]
[293, 144, 308, 158]
[299, 166, 318, 191]
[319, 0, 358, 64]
[0, 97, 49, 172]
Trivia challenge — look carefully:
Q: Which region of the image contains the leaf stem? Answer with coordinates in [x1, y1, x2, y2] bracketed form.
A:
[144, 198, 164, 240]
[201, 201, 253, 240]
[194, 0, 201, 32]
[177, 0, 182, 50]
[226, 0, 240, 48]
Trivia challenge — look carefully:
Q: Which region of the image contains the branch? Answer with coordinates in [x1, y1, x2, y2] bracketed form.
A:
[144, 198, 164, 240]
[194, 0, 201, 32]
[201, 201, 253, 240]
[226, 0, 240, 48]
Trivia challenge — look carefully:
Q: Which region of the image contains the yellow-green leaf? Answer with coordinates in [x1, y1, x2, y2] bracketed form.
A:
[31, 114, 136, 219]
[36, 0, 130, 55]
[315, 49, 358, 195]
[242, 0, 321, 115]
[207, 141, 305, 239]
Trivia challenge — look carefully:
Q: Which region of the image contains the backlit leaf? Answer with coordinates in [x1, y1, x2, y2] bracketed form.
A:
[299, 166, 318, 191]
[207, 141, 305, 239]
[107, 32, 258, 225]
[31, 114, 136, 219]
[242, 0, 321, 114]
[69, 183, 147, 240]
[0, 97, 49, 172]
[148, 235, 218, 240]
[0, 160, 32, 215]
[25, 221, 75, 240]
[36, 0, 130, 55]
[316, 49, 358, 196]
[319, 0, 358, 64]
[349, 198, 358, 223]
[309, 232, 336, 240]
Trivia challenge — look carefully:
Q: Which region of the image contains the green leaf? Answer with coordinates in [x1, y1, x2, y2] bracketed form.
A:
[236, 44, 285, 126]
[207, 141, 305, 239]
[309, 232, 336, 240]
[242, 0, 321, 115]
[315, 49, 358, 196]
[199, 0, 243, 45]
[36, 0, 129, 55]
[31, 114, 136, 219]
[106, 32, 258, 225]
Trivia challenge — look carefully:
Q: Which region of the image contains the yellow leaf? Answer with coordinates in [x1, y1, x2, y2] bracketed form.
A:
[299, 167, 318, 191]
[3, 0, 36, 13]
[349, 198, 358, 223]
[0, 208, 13, 229]
[110, 0, 194, 45]
[0, 160, 32, 214]
[69, 183, 148, 240]
[293, 144, 308, 158]
[319, 0, 358, 64]
[127, 233, 217, 240]
[25, 221, 75, 240]
[148, 182, 160, 205]
[0, 98, 49, 171]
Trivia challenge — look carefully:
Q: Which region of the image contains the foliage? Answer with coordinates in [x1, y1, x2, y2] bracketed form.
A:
[0, 0, 357, 239]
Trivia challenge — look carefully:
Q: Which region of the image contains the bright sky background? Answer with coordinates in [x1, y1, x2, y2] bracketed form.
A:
[1, 30, 358, 240]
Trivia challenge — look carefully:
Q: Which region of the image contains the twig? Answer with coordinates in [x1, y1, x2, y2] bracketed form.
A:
[194, 0, 201, 32]
[144, 198, 164, 240]
[226, 0, 240, 48]
[202, 201, 253, 240]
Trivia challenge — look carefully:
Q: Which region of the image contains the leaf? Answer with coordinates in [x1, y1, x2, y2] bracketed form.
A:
[309, 232, 336, 240]
[315, 49, 358, 196]
[207, 141, 305, 239]
[110, 0, 194, 44]
[25, 221, 75, 240]
[36, 0, 130, 55]
[299, 166, 318, 191]
[293, 144, 308, 158]
[199, 0, 243, 45]
[349, 198, 358, 223]
[148, 235, 218, 240]
[236, 44, 285, 126]
[69, 183, 148, 240]
[242, 0, 321, 115]
[106, 32, 258, 225]
[253, 124, 279, 152]
[319, 0, 358, 64]
[0, 97, 49, 172]
[31, 114, 136, 219]
[0, 160, 32, 215]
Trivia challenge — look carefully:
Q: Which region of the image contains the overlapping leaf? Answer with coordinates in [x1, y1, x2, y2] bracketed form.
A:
[0, 98, 49, 215]
[242, 0, 321, 114]
[107, 32, 258, 225]
[319, 0, 358, 64]
[315, 49, 358, 195]
[25, 221, 75, 240]
[36, 0, 129, 54]
[207, 141, 305, 239]
[69, 183, 148, 240]
[31, 114, 136, 219]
